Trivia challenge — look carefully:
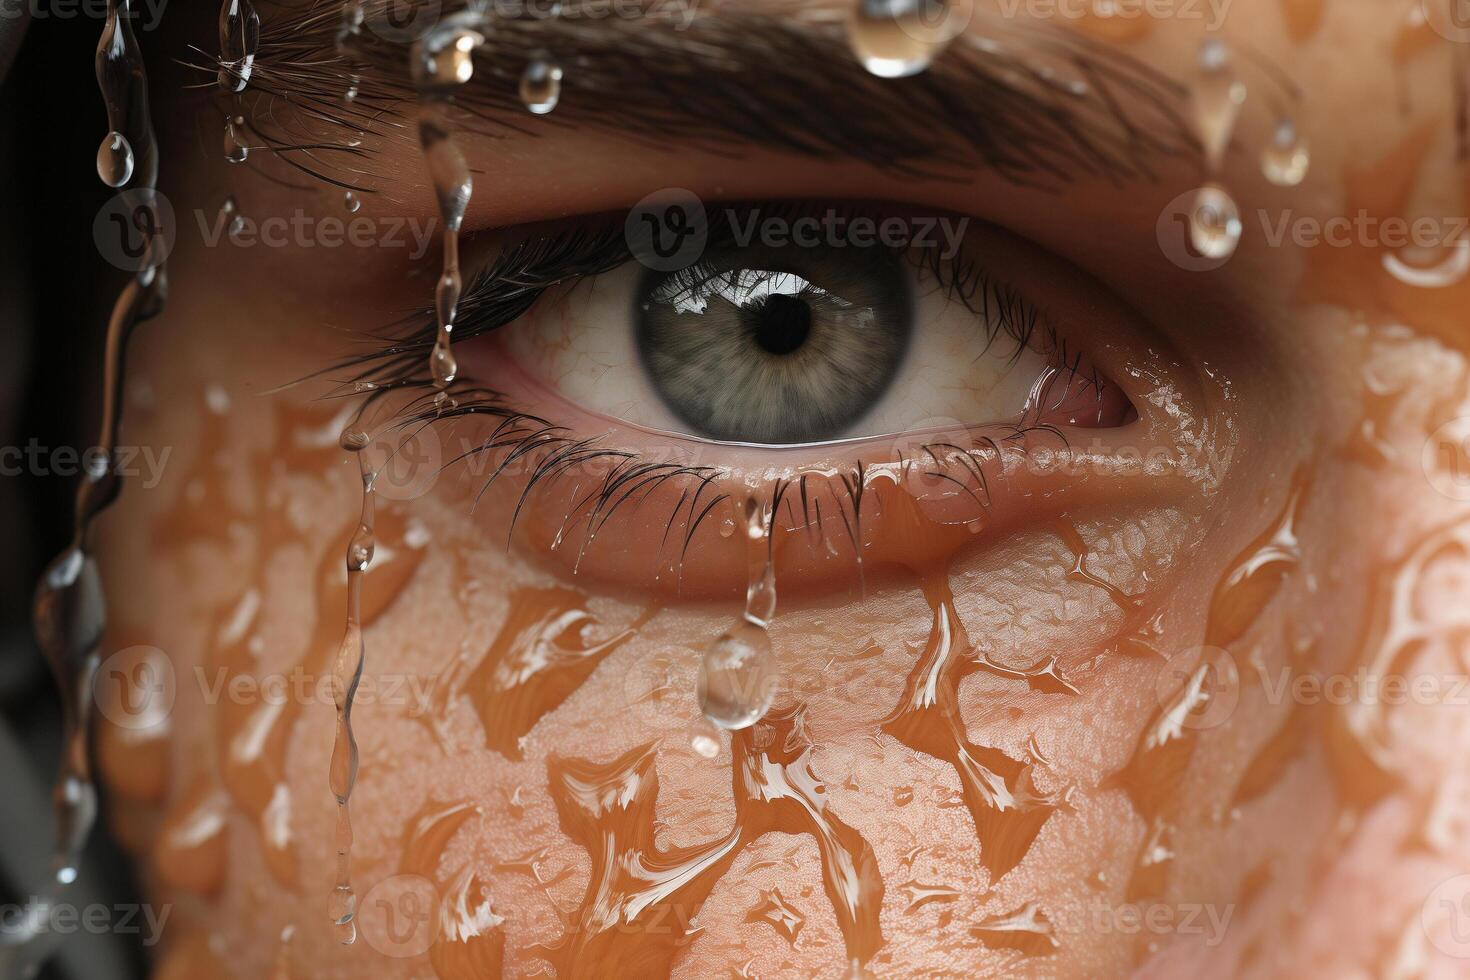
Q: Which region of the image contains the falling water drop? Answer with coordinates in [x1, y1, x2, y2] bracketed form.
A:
[224, 115, 249, 164]
[327, 425, 375, 944]
[344, 190, 361, 213]
[96, 131, 133, 187]
[698, 495, 780, 730]
[848, 0, 958, 78]
[1261, 118, 1310, 187]
[1187, 182, 1241, 260]
[7, 2, 168, 974]
[413, 20, 479, 389]
[699, 622, 778, 730]
[1192, 39, 1246, 173]
[216, 0, 260, 93]
[519, 56, 563, 114]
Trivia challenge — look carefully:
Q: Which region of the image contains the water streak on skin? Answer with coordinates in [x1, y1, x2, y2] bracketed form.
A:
[540, 704, 884, 978]
[1298, 123, 1470, 354]
[1325, 516, 1470, 806]
[882, 571, 1062, 883]
[153, 773, 229, 898]
[967, 902, 1059, 956]
[141, 401, 423, 889]
[744, 887, 806, 944]
[467, 587, 649, 759]
[897, 880, 962, 914]
[212, 501, 425, 889]
[1111, 468, 1310, 901]
[1054, 519, 1143, 616]
[396, 798, 506, 980]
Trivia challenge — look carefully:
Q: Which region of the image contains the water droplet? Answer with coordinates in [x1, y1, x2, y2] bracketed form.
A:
[224, 116, 249, 164]
[691, 733, 720, 758]
[1382, 239, 1470, 288]
[344, 190, 361, 213]
[718, 515, 736, 538]
[339, 428, 370, 452]
[1188, 183, 1241, 260]
[519, 57, 563, 114]
[96, 131, 134, 187]
[1192, 39, 1246, 173]
[217, 0, 261, 93]
[698, 620, 779, 730]
[412, 25, 484, 88]
[1261, 118, 1309, 186]
[849, 0, 959, 78]
[430, 342, 458, 388]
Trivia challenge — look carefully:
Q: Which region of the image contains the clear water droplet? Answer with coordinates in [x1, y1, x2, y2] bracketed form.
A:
[1188, 183, 1241, 260]
[96, 131, 134, 187]
[1261, 118, 1310, 187]
[412, 26, 484, 88]
[339, 428, 370, 452]
[698, 620, 779, 730]
[849, 0, 959, 78]
[519, 57, 563, 114]
[1192, 39, 1245, 173]
[217, 0, 260, 93]
[430, 342, 458, 388]
[224, 115, 249, 164]
[344, 190, 361, 213]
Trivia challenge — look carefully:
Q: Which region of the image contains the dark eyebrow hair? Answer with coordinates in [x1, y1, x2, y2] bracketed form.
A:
[223, 1, 1200, 195]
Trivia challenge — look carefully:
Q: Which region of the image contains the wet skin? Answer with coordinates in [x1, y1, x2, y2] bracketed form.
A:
[87, 1, 1470, 978]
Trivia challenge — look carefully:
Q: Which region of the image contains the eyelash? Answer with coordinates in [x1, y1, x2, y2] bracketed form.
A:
[312, 201, 1102, 571]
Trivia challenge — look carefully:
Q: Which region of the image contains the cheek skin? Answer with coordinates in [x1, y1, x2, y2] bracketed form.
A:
[95, 239, 1361, 980]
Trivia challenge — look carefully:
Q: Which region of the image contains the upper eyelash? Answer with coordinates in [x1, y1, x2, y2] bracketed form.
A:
[323, 201, 1060, 395]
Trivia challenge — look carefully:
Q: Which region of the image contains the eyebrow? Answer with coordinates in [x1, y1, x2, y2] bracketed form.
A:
[238, 2, 1198, 193]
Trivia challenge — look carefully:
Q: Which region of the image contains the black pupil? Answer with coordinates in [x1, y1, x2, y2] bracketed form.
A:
[747, 293, 812, 356]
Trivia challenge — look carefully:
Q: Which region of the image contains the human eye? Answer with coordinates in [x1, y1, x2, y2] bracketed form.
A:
[495, 204, 1137, 447]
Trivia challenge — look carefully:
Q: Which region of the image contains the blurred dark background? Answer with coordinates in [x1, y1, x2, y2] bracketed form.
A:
[0, 4, 202, 977]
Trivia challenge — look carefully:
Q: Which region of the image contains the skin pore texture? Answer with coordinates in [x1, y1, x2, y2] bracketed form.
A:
[83, 1, 1470, 978]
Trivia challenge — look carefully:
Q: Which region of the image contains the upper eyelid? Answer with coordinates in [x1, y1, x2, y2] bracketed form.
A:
[322, 201, 1063, 394]
[233, 5, 1202, 196]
